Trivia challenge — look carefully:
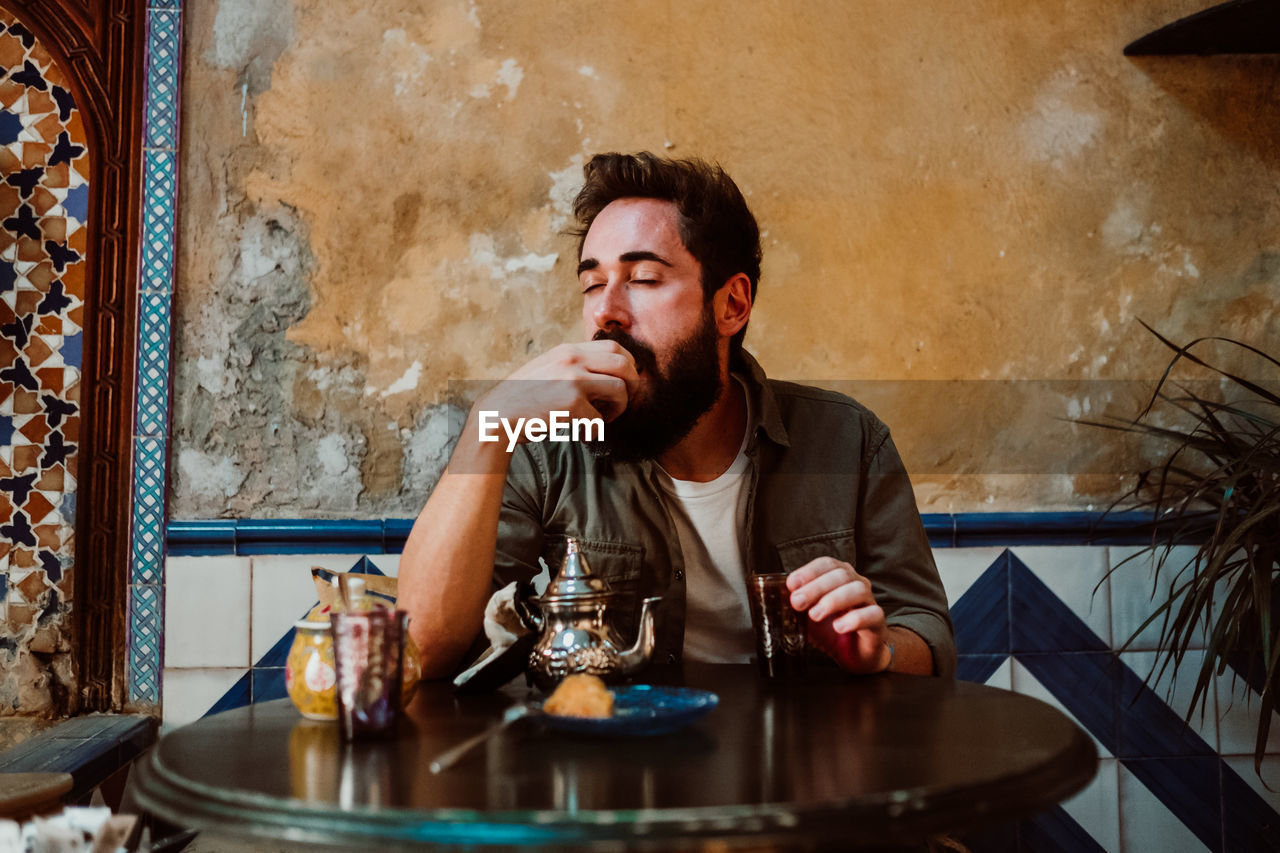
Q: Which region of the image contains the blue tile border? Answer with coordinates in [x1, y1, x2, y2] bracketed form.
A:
[166, 519, 237, 555]
[129, 4, 183, 707]
[143, 10, 181, 150]
[140, 150, 178, 293]
[127, 583, 162, 705]
[131, 437, 166, 585]
[165, 512, 1170, 556]
[945, 511, 1166, 547]
[136, 291, 173, 437]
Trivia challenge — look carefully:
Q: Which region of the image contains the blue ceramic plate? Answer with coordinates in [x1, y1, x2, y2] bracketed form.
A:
[540, 685, 719, 737]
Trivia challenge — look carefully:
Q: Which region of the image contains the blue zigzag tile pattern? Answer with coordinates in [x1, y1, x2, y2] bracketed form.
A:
[194, 548, 1280, 850]
[128, 3, 183, 706]
[953, 551, 1279, 853]
[213, 556, 389, 709]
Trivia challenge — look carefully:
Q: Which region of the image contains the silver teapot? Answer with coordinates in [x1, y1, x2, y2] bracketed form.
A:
[527, 538, 660, 689]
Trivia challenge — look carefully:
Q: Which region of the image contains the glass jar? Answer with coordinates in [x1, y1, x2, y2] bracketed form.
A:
[286, 620, 338, 720]
[285, 617, 422, 721]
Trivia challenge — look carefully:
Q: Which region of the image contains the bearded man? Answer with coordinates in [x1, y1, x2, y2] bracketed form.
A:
[400, 152, 955, 680]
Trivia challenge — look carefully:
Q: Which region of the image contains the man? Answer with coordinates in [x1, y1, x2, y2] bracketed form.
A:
[400, 152, 955, 680]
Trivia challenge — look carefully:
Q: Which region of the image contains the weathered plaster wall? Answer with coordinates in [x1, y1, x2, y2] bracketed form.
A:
[173, 0, 1279, 516]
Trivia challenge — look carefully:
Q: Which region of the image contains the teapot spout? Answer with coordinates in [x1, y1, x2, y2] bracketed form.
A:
[618, 596, 661, 675]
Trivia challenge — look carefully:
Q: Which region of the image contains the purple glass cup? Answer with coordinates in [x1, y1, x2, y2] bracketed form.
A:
[330, 608, 407, 740]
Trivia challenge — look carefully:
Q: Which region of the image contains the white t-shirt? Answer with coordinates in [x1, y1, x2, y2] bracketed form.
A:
[655, 381, 755, 663]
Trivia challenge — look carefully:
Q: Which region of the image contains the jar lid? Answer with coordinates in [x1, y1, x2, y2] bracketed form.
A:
[540, 538, 611, 601]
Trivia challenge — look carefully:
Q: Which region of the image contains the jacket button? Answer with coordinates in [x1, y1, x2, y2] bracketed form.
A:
[667, 654, 677, 665]
[674, 569, 685, 581]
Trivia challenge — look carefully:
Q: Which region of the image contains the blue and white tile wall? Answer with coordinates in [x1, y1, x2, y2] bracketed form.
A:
[161, 540, 1280, 852]
[162, 553, 399, 728]
[128, 2, 183, 706]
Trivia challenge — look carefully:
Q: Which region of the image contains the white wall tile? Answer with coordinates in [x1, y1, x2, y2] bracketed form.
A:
[1119, 650, 1218, 753]
[1012, 546, 1111, 647]
[1062, 758, 1120, 853]
[1109, 546, 1205, 652]
[931, 547, 1006, 606]
[1011, 658, 1113, 759]
[163, 556, 251, 668]
[985, 656, 1013, 691]
[250, 554, 362, 663]
[1117, 764, 1212, 853]
[161, 667, 247, 731]
[365, 554, 400, 577]
[1216, 670, 1280, 756]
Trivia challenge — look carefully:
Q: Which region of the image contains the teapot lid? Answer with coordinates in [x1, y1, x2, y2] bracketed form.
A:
[542, 538, 611, 600]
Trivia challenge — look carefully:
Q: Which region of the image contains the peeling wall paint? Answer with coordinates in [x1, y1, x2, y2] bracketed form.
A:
[173, 0, 1280, 516]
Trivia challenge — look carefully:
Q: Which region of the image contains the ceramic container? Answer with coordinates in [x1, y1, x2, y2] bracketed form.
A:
[285, 617, 423, 721]
[286, 620, 339, 720]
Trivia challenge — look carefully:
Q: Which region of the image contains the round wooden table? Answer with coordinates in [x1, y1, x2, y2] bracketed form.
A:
[134, 664, 1096, 850]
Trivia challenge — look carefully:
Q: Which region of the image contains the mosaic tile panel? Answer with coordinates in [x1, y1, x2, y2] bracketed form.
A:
[0, 10, 87, 694]
[136, 290, 172, 436]
[128, 582, 162, 705]
[128, 4, 184, 706]
[143, 11, 180, 151]
[130, 436, 165, 584]
[139, 149, 176, 292]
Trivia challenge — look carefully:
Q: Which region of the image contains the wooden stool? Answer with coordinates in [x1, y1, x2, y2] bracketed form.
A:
[0, 771, 74, 819]
[0, 715, 156, 815]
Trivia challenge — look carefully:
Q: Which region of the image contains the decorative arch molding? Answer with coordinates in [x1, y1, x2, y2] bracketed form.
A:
[3, 0, 146, 712]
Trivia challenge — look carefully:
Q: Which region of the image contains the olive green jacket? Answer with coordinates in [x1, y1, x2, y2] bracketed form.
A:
[492, 350, 957, 678]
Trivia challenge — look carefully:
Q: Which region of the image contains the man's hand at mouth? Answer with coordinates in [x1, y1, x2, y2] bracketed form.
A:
[406, 341, 639, 676]
[474, 341, 640, 440]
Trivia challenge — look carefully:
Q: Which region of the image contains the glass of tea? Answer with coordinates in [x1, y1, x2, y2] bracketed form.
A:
[747, 573, 807, 678]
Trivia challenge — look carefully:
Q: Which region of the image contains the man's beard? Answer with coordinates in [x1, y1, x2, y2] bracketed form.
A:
[589, 315, 722, 463]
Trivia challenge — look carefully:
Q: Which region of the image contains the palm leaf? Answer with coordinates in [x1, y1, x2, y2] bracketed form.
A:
[1086, 323, 1280, 781]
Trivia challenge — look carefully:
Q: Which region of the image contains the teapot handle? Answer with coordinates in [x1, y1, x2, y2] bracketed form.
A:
[513, 579, 543, 631]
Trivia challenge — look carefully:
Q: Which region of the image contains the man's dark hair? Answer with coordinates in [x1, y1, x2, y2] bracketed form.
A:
[571, 152, 762, 353]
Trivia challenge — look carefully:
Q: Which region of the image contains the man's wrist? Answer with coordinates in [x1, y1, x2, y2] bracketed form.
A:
[449, 412, 518, 474]
[880, 639, 895, 673]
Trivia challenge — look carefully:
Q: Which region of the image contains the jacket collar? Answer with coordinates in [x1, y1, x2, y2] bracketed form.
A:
[732, 349, 790, 449]
[632, 348, 790, 479]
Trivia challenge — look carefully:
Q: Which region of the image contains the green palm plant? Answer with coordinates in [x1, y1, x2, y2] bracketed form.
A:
[1084, 320, 1280, 776]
